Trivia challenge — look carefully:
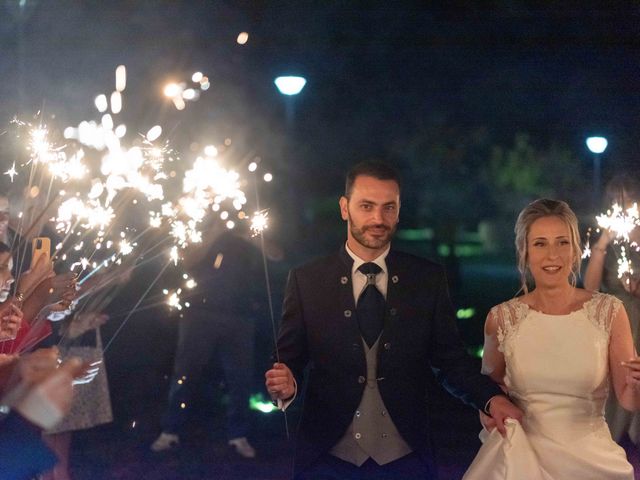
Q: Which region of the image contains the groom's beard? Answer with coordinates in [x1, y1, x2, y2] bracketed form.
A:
[348, 213, 396, 251]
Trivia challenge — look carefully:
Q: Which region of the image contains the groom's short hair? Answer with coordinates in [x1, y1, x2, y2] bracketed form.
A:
[345, 161, 401, 198]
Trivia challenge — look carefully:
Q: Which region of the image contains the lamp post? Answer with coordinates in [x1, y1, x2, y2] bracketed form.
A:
[586, 136, 608, 208]
[274, 76, 307, 130]
[274, 76, 307, 238]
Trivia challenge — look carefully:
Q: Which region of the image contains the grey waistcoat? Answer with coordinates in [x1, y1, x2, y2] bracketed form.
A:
[329, 336, 413, 466]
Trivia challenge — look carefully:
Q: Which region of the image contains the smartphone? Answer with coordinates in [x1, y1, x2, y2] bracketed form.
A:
[31, 237, 51, 268]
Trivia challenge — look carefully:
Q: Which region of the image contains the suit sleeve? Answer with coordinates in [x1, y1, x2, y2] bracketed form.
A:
[428, 267, 502, 411]
[274, 269, 309, 385]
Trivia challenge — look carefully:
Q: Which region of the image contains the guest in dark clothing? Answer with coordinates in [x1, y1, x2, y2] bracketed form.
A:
[151, 230, 263, 458]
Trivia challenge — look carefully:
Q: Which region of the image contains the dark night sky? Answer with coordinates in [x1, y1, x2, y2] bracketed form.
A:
[0, 1, 639, 240]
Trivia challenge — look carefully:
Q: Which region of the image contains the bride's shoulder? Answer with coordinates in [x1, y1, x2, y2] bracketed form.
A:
[579, 288, 621, 309]
[488, 296, 528, 327]
[580, 289, 623, 332]
[489, 296, 527, 314]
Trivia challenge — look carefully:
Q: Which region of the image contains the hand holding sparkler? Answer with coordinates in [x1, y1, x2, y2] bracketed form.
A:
[46, 272, 78, 312]
[622, 357, 640, 392]
[265, 362, 295, 402]
[66, 312, 108, 339]
[592, 228, 613, 253]
[22, 272, 77, 321]
[16, 347, 60, 386]
[0, 301, 23, 341]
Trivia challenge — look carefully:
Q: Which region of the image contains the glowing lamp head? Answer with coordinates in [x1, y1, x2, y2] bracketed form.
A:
[163, 83, 181, 98]
[274, 76, 307, 96]
[586, 136, 608, 154]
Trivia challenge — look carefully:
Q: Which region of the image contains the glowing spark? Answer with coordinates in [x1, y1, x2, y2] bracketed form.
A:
[119, 239, 134, 256]
[4, 162, 18, 182]
[170, 246, 179, 265]
[596, 203, 640, 243]
[146, 126, 162, 142]
[110, 91, 122, 114]
[166, 289, 183, 310]
[237, 32, 249, 44]
[95, 94, 108, 113]
[250, 210, 269, 236]
[115, 65, 127, 92]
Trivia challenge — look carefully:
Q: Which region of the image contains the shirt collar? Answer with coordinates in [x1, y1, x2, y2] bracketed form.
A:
[344, 242, 390, 275]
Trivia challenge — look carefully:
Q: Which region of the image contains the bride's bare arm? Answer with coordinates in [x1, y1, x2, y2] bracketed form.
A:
[609, 304, 640, 411]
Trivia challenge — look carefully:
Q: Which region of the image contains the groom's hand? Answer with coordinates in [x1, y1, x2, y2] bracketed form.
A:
[488, 395, 523, 437]
[265, 362, 295, 401]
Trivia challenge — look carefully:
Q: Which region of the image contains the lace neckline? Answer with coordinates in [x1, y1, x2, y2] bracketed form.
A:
[514, 292, 600, 317]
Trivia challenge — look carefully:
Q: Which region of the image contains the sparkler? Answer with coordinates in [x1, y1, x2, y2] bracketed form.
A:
[3, 63, 274, 371]
[590, 202, 640, 284]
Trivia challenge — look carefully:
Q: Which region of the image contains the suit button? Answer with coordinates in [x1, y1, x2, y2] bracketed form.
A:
[381, 410, 387, 416]
[344, 310, 352, 318]
[358, 376, 366, 384]
[355, 410, 361, 417]
[355, 433, 362, 439]
[382, 433, 388, 438]
[384, 342, 391, 350]
[389, 308, 397, 316]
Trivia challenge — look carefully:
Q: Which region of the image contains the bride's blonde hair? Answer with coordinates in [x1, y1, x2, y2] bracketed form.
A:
[514, 198, 582, 294]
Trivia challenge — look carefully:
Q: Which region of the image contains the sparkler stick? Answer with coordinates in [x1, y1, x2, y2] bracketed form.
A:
[102, 258, 172, 354]
[252, 178, 289, 438]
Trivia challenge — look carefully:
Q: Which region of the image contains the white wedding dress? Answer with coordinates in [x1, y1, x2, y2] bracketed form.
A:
[464, 292, 634, 480]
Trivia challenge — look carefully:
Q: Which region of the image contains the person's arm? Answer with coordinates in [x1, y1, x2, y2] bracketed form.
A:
[478, 310, 509, 431]
[21, 272, 77, 322]
[15, 254, 54, 301]
[427, 267, 521, 435]
[264, 269, 308, 406]
[609, 303, 640, 411]
[583, 231, 611, 291]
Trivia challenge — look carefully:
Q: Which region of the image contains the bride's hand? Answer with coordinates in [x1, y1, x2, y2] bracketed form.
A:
[479, 410, 496, 432]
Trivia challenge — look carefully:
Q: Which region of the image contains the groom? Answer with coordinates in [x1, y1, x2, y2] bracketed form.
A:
[265, 162, 522, 479]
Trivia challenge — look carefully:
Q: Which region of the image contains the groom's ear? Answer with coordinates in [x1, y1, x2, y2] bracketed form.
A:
[339, 196, 349, 221]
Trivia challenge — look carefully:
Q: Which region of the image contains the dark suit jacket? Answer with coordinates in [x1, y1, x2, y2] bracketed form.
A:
[276, 246, 502, 475]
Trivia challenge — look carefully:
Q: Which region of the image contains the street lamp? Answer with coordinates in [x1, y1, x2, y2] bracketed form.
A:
[274, 76, 306, 129]
[274, 76, 307, 237]
[586, 136, 608, 208]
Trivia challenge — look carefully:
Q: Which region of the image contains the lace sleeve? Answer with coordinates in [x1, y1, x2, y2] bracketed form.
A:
[491, 299, 524, 354]
[585, 292, 623, 335]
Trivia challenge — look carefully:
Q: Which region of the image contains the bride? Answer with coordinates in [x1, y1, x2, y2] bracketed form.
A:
[464, 199, 638, 479]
